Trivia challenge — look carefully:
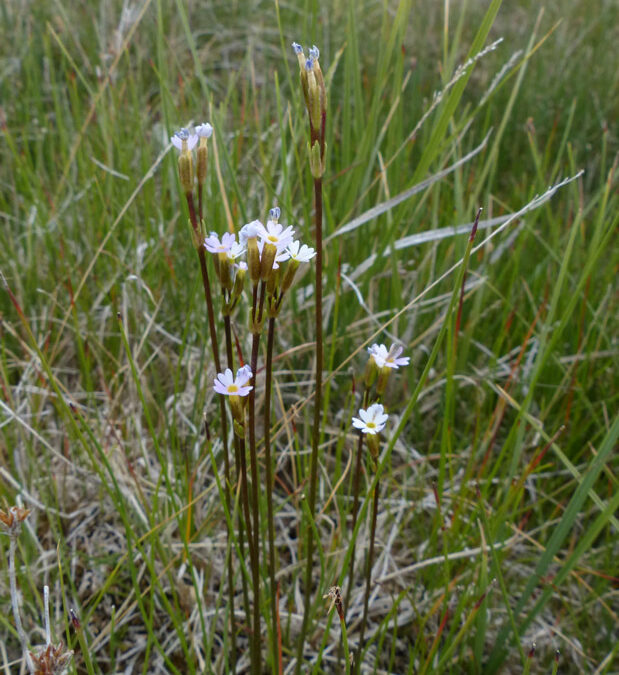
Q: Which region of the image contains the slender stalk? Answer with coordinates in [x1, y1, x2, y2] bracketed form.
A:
[9, 538, 34, 674]
[248, 326, 262, 669]
[340, 612, 351, 675]
[264, 316, 278, 670]
[356, 476, 380, 672]
[345, 387, 371, 612]
[296, 175, 324, 669]
[186, 191, 238, 665]
[237, 432, 257, 667]
[223, 313, 251, 643]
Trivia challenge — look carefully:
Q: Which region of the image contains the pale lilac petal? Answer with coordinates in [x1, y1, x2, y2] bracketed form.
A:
[240, 221, 261, 245]
[186, 133, 198, 151]
[195, 123, 213, 138]
[236, 365, 253, 385]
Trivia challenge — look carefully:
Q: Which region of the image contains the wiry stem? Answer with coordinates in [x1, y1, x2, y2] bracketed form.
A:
[186, 191, 238, 667]
[223, 313, 250, 648]
[357, 476, 380, 672]
[297, 175, 324, 669]
[248, 306, 263, 669]
[346, 387, 371, 613]
[9, 538, 34, 674]
[237, 432, 256, 662]
[264, 316, 278, 670]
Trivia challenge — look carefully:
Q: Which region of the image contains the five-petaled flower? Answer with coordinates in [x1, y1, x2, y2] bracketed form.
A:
[287, 240, 316, 263]
[256, 220, 295, 251]
[171, 127, 198, 152]
[352, 403, 388, 435]
[368, 343, 410, 369]
[213, 367, 253, 397]
[205, 231, 236, 254]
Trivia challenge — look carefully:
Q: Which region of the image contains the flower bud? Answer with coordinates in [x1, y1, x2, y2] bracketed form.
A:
[364, 356, 379, 389]
[309, 139, 326, 178]
[232, 264, 246, 300]
[195, 123, 213, 186]
[376, 366, 391, 396]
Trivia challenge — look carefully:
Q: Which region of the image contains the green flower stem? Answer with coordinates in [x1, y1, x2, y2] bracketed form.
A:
[339, 611, 351, 675]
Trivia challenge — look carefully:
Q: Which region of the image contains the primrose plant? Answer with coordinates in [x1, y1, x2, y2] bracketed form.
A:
[167, 41, 411, 673]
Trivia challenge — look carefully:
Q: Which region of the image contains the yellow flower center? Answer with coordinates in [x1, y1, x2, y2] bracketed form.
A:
[228, 384, 239, 393]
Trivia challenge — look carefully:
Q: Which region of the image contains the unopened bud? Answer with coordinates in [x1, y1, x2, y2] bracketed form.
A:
[309, 139, 326, 178]
[376, 366, 391, 396]
[232, 265, 246, 300]
[364, 356, 378, 389]
[266, 264, 281, 296]
[197, 144, 207, 186]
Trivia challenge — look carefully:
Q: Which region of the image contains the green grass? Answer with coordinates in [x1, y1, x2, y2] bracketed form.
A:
[1, 0, 617, 672]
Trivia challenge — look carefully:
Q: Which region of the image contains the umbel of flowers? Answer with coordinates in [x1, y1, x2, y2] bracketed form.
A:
[171, 118, 318, 673]
[346, 341, 410, 669]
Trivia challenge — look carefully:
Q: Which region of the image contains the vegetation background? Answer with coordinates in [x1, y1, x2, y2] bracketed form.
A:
[0, 0, 617, 672]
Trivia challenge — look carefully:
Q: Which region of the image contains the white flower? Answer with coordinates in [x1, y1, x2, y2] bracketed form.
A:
[236, 364, 252, 383]
[239, 220, 261, 245]
[195, 123, 213, 138]
[213, 367, 253, 397]
[235, 260, 248, 271]
[287, 240, 316, 262]
[171, 127, 198, 151]
[204, 231, 236, 253]
[226, 241, 246, 262]
[352, 403, 388, 435]
[368, 343, 410, 369]
[256, 220, 295, 251]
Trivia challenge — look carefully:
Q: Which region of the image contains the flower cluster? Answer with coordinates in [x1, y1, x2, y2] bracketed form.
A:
[352, 342, 410, 463]
[170, 123, 214, 197]
[170, 124, 213, 152]
[291, 41, 327, 177]
[204, 207, 316, 323]
[0, 506, 30, 539]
